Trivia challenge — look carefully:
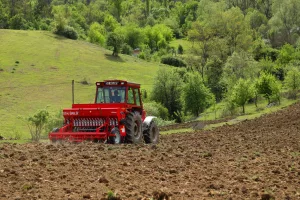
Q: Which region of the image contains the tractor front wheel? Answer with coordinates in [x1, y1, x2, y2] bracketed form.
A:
[125, 112, 143, 144]
[143, 121, 159, 144]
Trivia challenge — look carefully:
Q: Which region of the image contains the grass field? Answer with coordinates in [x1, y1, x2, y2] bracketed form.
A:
[0, 29, 166, 139]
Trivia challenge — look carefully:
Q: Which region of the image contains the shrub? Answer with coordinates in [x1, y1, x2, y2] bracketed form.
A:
[178, 44, 183, 54]
[27, 109, 49, 142]
[61, 26, 78, 40]
[45, 110, 64, 137]
[153, 117, 175, 127]
[144, 102, 169, 120]
[54, 24, 78, 40]
[161, 56, 187, 67]
[221, 98, 237, 117]
[9, 14, 28, 30]
[88, 22, 105, 45]
[121, 43, 133, 55]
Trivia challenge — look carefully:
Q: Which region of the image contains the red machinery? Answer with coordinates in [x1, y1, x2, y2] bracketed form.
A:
[49, 80, 159, 144]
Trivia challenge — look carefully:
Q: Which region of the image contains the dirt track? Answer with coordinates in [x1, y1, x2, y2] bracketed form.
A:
[1, 103, 300, 200]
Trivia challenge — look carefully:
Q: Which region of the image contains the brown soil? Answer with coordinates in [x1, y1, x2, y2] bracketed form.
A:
[1, 103, 300, 200]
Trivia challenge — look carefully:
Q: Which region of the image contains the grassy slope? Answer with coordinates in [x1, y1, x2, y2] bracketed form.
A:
[0, 29, 165, 138]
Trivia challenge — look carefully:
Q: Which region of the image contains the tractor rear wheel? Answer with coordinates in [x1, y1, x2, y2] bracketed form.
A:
[125, 112, 143, 144]
[143, 121, 159, 144]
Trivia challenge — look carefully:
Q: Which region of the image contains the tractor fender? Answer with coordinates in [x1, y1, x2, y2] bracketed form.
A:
[142, 116, 157, 131]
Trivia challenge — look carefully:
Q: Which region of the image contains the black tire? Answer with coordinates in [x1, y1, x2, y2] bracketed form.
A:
[143, 121, 159, 144]
[108, 127, 121, 144]
[125, 112, 143, 144]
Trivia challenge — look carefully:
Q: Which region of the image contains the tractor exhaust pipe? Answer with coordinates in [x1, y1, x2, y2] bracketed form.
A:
[72, 80, 74, 104]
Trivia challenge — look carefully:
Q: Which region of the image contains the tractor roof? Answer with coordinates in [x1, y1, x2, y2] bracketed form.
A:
[96, 80, 140, 87]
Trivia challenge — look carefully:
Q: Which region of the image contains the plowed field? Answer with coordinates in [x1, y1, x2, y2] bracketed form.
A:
[1, 103, 300, 200]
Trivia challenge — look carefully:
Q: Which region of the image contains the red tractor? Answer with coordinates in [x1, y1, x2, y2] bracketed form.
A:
[49, 80, 159, 144]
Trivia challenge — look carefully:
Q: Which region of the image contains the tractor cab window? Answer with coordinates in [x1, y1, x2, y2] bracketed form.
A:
[127, 87, 134, 104]
[134, 88, 141, 106]
[96, 87, 125, 103]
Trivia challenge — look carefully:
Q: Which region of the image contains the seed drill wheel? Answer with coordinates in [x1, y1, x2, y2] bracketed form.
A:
[109, 127, 121, 144]
[125, 112, 143, 144]
[143, 121, 159, 144]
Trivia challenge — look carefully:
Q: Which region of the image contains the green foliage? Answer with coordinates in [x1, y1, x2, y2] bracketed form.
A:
[206, 56, 225, 101]
[269, 0, 300, 46]
[161, 56, 186, 67]
[245, 9, 268, 31]
[231, 79, 255, 113]
[144, 102, 169, 120]
[177, 44, 183, 54]
[151, 68, 183, 122]
[27, 109, 49, 142]
[45, 110, 64, 137]
[61, 25, 78, 40]
[121, 43, 133, 55]
[143, 24, 173, 52]
[88, 22, 105, 46]
[9, 14, 28, 30]
[106, 32, 124, 56]
[104, 14, 119, 32]
[107, 190, 119, 200]
[277, 44, 295, 65]
[183, 73, 214, 116]
[284, 67, 300, 99]
[120, 25, 145, 49]
[256, 72, 282, 104]
[153, 117, 175, 127]
[223, 51, 258, 89]
[221, 97, 237, 117]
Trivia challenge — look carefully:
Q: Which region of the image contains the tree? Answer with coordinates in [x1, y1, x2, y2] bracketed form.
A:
[284, 67, 300, 99]
[122, 25, 145, 49]
[206, 56, 225, 102]
[110, 0, 123, 22]
[27, 109, 49, 142]
[88, 22, 105, 46]
[188, 21, 214, 78]
[223, 51, 259, 89]
[106, 32, 124, 56]
[183, 73, 214, 116]
[277, 44, 295, 66]
[231, 79, 255, 113]
[269, 0, 300, 46]
[9, 14, 28, 29]
[256, 72, 281, 104]
[151, 68, 183, 121]
[224, 7, 252, 53]
[104, 14, 119, 32]
[145, 0, 150, 17]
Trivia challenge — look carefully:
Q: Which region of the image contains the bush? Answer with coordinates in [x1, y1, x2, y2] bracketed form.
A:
[9, 14, 28, 30]
[144, 102, 169, 120]
[61, 26, 78, 40]
[54, 25, 78, 40]
[221, 98, 237, 117]
[45, 110, 64, 138]
[27, 109, 49, 142]
[121, 43, 133, 55]
[178, 44, 183, 54]
[161, 56, 187, 67]
[153, 117, 175, 127]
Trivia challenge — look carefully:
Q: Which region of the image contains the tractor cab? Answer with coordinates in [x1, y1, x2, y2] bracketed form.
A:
[95, 80, 143, 112]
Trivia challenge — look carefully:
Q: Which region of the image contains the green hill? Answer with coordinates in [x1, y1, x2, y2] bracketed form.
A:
[0, 29, 164, 139]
